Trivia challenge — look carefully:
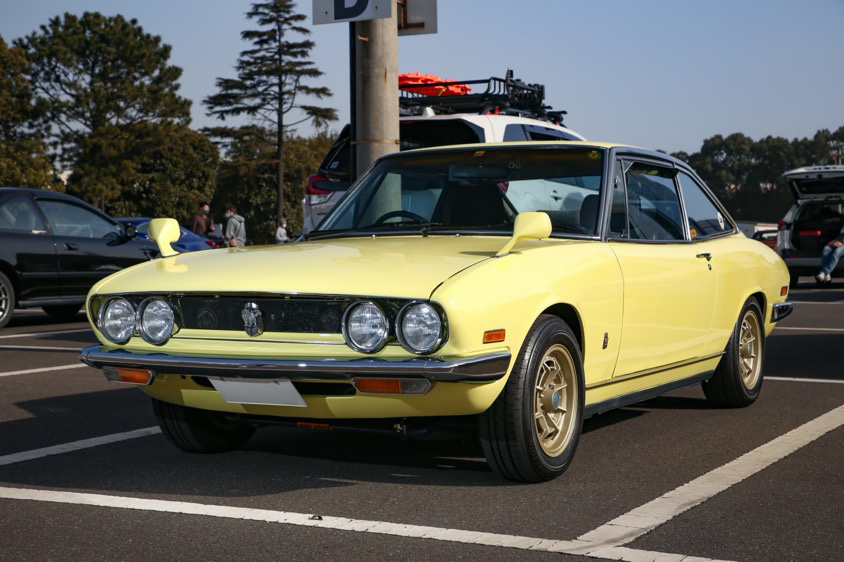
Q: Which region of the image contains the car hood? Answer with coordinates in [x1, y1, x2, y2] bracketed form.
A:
[92, 235, 510, 299]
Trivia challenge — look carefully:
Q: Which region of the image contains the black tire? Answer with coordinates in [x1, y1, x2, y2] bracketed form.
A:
[788, 270, 799, 289]
[0, 271, 14, 329]
[152, 398, 256, 453]
[42, 304, 81, 319]
[703, 298, 765, 408]
[478, 315, 585, 483]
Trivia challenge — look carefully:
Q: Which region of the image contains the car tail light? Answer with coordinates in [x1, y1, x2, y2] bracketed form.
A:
[798, 230, 822, 237]
[306, 175, 333, 205]
[777, 221, 787, 230]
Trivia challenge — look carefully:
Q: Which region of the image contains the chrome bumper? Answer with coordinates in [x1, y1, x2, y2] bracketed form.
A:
[772, 302, 793, 322]
[79, 345, 511, 383]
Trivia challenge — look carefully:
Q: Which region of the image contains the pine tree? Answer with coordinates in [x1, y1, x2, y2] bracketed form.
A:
[204, 0, 337, 224]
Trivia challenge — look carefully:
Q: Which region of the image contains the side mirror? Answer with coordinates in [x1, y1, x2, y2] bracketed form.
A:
[148, 218, 181, 257]
[496, 212, 552, 257]
[124, 223, 137, 239]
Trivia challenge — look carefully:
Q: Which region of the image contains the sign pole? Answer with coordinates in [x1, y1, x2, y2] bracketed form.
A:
[354, 4, 399, 177]
[348, 21, 357, 181]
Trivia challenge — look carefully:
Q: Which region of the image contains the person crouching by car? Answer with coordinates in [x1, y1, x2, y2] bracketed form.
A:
[816, 224, 844, 283]
[224, 204, 247, 247]
[191, 201, 215, 237]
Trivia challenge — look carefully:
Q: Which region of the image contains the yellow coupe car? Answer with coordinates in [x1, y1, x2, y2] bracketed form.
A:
[80, 142, 792, 482]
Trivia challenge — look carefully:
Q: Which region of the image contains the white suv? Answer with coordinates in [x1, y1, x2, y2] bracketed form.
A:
[302, 72, 587, 234]
[777, 165, 844, 285]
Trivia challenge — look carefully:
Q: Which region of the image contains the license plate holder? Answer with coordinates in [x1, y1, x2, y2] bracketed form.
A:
[209, 378, 306, 407]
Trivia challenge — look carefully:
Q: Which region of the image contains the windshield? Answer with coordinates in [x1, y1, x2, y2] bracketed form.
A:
[314, 147, 605, 238]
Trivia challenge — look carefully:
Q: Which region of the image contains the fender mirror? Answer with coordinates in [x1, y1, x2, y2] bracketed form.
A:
[496, 212, 552, 257]
[148, 218, 180, 257]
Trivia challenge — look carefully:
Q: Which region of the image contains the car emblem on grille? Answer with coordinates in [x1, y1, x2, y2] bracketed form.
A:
[241, 302, 263, 337]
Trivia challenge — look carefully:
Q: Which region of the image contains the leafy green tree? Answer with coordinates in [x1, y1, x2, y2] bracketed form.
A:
[212, 127, 335, 243]
[204, 0, 337, 226]
[68, 124, 219, 223]
[16, 12, 191, 206]
[0, 36, 57, 188]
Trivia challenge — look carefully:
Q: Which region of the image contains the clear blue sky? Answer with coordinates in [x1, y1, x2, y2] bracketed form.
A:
[2, 0, 842, 153]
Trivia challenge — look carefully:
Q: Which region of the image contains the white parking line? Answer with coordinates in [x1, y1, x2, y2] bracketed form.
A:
[0, 364, 87, 378]
[3, 406, 843, 560]
[571, 403, 844, 556]
[0, 345, 80, 352]
[0, 486, 726, 561]
[0, 328, 91, 340]
[0, 427, 160, 466]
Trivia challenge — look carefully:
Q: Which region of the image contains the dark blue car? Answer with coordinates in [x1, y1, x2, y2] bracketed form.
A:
[116, 218, 219, 253]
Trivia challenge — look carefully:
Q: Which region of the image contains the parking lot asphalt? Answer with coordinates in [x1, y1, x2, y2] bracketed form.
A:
[0, 282, 842, 561]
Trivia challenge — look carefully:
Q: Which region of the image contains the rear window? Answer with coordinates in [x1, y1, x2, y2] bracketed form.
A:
[792, 176, 844, 196]
[399, 120, 482, 151]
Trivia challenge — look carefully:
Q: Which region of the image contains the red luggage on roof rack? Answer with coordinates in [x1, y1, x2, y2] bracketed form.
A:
[399, 73, 472, 97]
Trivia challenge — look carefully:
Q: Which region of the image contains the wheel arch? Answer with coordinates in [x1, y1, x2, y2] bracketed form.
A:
[540, 303, 584, 358]
[0, 260, 20, 307]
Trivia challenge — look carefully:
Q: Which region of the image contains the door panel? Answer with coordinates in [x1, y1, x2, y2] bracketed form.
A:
[0, 194, 60, 302]
[35, 198, 157, 298]
[610, 242, 717, 376]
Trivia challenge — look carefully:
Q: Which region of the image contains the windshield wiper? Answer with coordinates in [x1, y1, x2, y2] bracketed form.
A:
[305, 222, 442, 241]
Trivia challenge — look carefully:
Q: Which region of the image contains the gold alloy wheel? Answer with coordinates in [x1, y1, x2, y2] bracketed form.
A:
[533, 343, 578, 457]
[739, 309, 763, 389]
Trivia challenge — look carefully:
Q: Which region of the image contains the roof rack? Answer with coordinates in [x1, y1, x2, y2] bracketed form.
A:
[398, 70, 568, 126]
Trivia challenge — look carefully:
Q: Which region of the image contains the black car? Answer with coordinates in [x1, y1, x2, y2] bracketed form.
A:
[0, 188, 159, 328]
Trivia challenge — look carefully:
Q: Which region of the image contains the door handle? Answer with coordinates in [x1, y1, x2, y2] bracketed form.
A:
[696, 253, 712, 261]
[64, 243, 79, 251]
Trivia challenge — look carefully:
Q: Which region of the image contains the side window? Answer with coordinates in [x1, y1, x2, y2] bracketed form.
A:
[625, 163, 685, 241]
[0, 196, 46, 232]
[37, 200, 121, 239]
[503, 125, 528, 142]
[523, 125, 579, 141]
[677, 172, 732, 238]
[609, 161, 628, 238]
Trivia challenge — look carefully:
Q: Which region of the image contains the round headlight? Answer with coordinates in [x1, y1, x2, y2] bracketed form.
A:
[343, 301, 389, 353]
[100, 297, 136, 344]
[138, 298, 175, 345]
[397, 302, 444, 354]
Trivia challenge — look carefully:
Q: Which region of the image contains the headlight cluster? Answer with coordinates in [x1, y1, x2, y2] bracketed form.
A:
[98, 297, 176, 345]
[342, 300, 445, 355]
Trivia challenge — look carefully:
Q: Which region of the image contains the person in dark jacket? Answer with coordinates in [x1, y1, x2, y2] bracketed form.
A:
[191, 202, 215, 237]
[224, 204, 247, 247]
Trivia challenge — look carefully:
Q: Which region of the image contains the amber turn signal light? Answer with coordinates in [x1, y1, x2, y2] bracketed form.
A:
[353, 378, 431, 395]
[483, 329, 506, 344]
[102, 367, 154, 385]
[781, 286, 788, 296]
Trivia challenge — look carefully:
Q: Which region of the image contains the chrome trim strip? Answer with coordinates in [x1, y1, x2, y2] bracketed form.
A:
[79, 345, 511, 383]
[772, 302, 793, 322]
[585, 371, 713, 418]
[172, 336, 347, 345]
[586, 352, 725, 390]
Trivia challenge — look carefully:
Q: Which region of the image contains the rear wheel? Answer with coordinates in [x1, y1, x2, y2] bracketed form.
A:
[0, 272, 14, 329]
[42, 304, 81, 319]
[479, 315, 584, 482]
[703, 298, 765, 407]
[788, 269, 799, 289]
[152, 398, 256, 453]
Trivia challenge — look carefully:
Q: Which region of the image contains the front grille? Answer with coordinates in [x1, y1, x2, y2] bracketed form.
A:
[176, 296, 346, 333]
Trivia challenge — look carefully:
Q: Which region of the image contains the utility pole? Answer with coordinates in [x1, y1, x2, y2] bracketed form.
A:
[354, 6, 400, 176]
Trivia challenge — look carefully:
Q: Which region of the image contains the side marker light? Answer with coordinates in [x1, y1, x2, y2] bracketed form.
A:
[353, 378, 431, 395]
[103, 367, 154, 385]
[483, 329, 506, 344]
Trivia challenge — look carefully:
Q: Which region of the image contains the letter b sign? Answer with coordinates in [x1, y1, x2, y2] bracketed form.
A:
[313, 0, 392, 25]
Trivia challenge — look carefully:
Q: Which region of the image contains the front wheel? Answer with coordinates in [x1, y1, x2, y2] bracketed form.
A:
[479, 315, 584, 482]
[0, 272, 13, 329]
[152, 398, 256, 453]
[703, 298, 765, 407]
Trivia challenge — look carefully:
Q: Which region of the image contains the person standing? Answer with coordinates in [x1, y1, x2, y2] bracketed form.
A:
[816, 224, 844, 283]
[274, 217, 290, 244]
[224, 204, 247, 247]
[191, 202, 215, 237]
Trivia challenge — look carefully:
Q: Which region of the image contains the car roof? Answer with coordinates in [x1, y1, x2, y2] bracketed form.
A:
[400, 113, 585, 139]
[0, 187, 79, 201]
[400, 140, 687, 167]
[782, 165, 844, 179]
